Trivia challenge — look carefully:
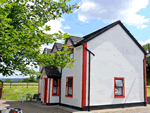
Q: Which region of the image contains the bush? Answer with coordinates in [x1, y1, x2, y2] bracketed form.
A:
[22, 78, 29, 82]
[5, 78, 13, 83]
[17, 79, 22, 83]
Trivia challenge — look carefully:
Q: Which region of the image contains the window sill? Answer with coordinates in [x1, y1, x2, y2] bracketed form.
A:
[65, 95, 73, 98]
[52, 94, 59, 96]
[114, 96, 125, 98]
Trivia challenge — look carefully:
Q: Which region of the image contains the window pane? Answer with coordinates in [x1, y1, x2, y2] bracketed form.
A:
[70, 53, 73, 59]
[67, 78, 72, 87]
[115, 88, 123, 96]
[54, 79, 58, 86]
[68, 87, 72, 95]
[53, 87, 57, 94]
[115, 79, 123, 87]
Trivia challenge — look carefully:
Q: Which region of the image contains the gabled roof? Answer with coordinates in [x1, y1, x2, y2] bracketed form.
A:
[70, 36, 84, 45]
[47, 48, 51, 54]
[55, 43, 63, 51]
[40, 66, 61, 78]
[64, 36, 84, 47]
[51, 43, 63, 53]
[74, 20, 147, 55]
[43, 48, 52, 54]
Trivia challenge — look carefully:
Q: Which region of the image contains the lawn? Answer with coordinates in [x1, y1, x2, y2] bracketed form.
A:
[147, 87, 150, 97]
[2, 86, 38, 101]
[1, 84, 150, 101]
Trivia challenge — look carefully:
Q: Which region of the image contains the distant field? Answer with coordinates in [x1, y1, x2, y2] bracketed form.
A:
[2, 85, 38, 101]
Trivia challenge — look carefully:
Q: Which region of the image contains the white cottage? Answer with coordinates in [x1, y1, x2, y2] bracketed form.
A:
[38, 20, 147, 111]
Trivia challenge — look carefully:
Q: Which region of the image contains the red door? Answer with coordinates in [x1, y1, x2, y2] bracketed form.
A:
[44, 78, 48, 103]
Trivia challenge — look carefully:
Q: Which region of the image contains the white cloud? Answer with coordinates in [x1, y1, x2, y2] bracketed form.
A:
[138, 39, 150, 46]
[40, 45, 52, 54]
[78, 0, 149, 28]
[43, 18, 65, 34]
[137, 25, 148, 29]
[63, 25, 71, 29]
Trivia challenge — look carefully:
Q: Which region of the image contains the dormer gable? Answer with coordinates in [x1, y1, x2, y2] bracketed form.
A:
[64, 36, 83, 47]
[51, 43, 63, 53]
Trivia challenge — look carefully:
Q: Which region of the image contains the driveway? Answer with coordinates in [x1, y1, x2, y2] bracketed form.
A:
[0, 100, 77, 113]
[1, 99, 150, 113]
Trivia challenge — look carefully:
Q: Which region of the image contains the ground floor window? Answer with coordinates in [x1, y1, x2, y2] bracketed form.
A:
[114, 77, 125, 98]
[52, 79, 60, 96]
[65, 76, 73, 97]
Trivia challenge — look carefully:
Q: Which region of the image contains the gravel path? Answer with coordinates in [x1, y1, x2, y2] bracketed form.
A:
[1, 99, 150, 113]
[0, 100, 73, 113]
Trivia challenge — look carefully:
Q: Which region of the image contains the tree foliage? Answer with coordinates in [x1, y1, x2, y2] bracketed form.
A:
[28, 75, 36, 82]
[0, 0, 79, 77]
[17, 79, 22, 82]
[22, 78, 29, 82]
[5, 78, 13, 83]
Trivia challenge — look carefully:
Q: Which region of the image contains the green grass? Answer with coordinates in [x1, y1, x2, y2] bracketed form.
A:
[2, 86, 38, 101]
[147, 87, 150, 97]
[2, 84, 150, 101]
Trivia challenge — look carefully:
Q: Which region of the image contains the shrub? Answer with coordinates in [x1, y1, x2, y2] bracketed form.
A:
[5, 78, 13, 83]
[17, 79, 22, 83]
[22, 78, 29, 82]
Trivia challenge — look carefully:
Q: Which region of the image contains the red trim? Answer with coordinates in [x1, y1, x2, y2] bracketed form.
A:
[68, 45, 74, 59]
[44, 78, 48, 103]
[114, 77, 125, 98]
[144, 55, 147, 102]
[82, 43, 87, 108]
[65, 76, 73, 98]
[52, 79, 60, 96]
[48, 78, 51, 103]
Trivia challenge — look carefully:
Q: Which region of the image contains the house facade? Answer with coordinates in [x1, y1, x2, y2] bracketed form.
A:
[38, 20, 147, 111]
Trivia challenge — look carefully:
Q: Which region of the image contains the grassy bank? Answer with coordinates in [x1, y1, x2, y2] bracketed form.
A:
[2, 86, 38, 101]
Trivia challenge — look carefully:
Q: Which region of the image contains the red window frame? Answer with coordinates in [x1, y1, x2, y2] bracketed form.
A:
[52, 79, 60, 96]
[65, 76, 73, 98]
[114, 77, 125, 98]
[68, 45, 74, 59]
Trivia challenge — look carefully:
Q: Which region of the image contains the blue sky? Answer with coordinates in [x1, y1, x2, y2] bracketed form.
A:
[0, 0, 150, 79]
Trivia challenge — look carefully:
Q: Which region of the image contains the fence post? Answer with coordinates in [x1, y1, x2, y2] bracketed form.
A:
[10, 82, 12, 89]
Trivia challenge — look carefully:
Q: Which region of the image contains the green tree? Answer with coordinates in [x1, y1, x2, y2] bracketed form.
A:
[0, 0, 79, 77]
[17, 79, 22, 83]
[5, 78, 13, 83]
[28, 75, 36, 82]
[22, 78, 29, 82]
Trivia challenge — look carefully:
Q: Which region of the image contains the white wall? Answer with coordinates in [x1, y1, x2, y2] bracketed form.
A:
[87, 24, 144, 106]
[61, 45, 83, 107]
[40, 69, 47, 103]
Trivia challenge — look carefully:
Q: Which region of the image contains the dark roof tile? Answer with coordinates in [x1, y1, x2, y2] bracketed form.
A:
[55, 43, 63, 51]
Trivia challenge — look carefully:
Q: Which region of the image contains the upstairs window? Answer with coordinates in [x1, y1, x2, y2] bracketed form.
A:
[114, 77, 125, 98]
[68, 45, 74, 59]
[52, 79, 60, 96]
[65, 77, 73, 97]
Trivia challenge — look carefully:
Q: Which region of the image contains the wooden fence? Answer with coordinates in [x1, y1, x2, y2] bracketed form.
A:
[3, 83, 38, 88]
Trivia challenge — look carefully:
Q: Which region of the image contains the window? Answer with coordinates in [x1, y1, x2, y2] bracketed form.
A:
[69, 48, 73, 59]
[52, 79, 60, 96]
[65, 77, 73, 97]
[68, 45, 74, 59]
[114, 77, 125, 98]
